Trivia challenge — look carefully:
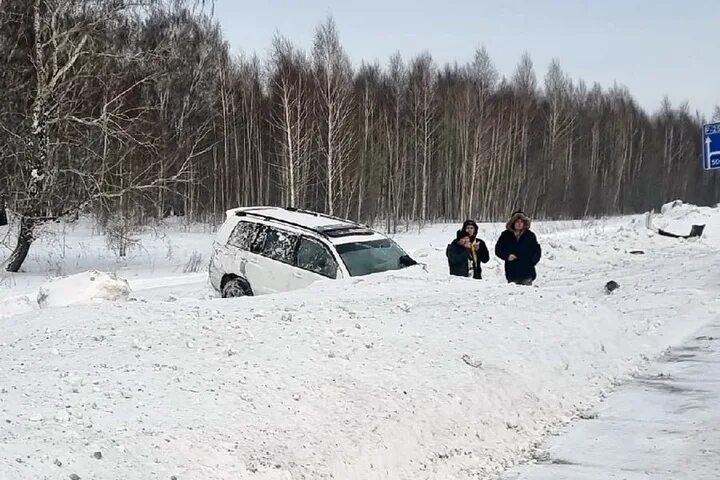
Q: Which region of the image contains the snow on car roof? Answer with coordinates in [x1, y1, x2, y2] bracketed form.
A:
[229, 206, 356, 229]
[227, 207, 388, 244]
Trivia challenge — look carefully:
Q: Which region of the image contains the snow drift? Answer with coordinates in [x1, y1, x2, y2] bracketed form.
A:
[652, 200, 720, 246]
[36, 270, 131, 308]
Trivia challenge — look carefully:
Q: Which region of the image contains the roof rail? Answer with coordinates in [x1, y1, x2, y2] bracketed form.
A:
[237, 209, 375, 239]
[236, 210, 328, 238]
[284, 207, 369, 228]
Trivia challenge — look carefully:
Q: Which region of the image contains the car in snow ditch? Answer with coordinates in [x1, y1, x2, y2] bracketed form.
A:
[209, 206, 418, 297]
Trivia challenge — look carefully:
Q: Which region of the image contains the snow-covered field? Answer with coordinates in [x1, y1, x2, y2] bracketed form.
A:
[0, 202, 718, 479]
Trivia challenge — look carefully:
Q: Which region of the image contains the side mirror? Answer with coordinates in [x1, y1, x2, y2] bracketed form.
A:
[399, 255, 418, 267]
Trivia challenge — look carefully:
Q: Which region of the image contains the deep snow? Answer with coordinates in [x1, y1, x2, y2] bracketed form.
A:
[0, 202, 719, 479]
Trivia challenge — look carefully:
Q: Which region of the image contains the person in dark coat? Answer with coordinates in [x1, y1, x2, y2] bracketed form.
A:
[460, 220, 490, 279]
[447, 230, 472, 277]
[494, 211, 541, 285]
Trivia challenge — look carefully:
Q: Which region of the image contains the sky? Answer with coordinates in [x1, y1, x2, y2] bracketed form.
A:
[213, 0, 718, 118]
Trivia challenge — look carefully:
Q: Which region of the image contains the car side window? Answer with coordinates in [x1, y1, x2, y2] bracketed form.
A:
[227, 221, 259, 250]
[261, 227, 299, 264]
[249, 225, 269, 253]
[295, 237, 338, 279]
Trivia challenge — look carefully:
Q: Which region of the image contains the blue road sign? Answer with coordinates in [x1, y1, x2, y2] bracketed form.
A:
[702, 122, 720, 170]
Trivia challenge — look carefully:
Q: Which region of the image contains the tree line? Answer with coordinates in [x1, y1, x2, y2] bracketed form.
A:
[1, 0, 718, 271]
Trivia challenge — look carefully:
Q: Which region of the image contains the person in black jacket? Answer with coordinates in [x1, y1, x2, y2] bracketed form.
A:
[460, 219, 490, 279]
[494, 211, 541, 285]
[447, 230, 472, 277]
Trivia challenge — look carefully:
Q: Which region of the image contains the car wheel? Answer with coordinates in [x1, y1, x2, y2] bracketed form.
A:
[222, 278, 250, 298]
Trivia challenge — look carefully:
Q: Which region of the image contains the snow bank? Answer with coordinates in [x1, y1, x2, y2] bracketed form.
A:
[653, 200, 720, 248]
[36, 270, 131, 308]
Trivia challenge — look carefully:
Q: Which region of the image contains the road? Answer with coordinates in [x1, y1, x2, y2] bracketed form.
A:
[503, 321, 720, 479]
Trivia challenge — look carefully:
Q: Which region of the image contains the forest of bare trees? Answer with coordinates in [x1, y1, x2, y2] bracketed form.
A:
[1, 1, 719, 271]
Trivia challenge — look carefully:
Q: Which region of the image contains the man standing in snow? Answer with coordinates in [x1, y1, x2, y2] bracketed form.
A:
[494, 211, 541, 285]
[447, 230, 472, 277]
[461, 220, 490, 279]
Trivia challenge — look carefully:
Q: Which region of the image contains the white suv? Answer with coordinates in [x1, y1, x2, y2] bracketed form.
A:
[209, 207, 418, 297]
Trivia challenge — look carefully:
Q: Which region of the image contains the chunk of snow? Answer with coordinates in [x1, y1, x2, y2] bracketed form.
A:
[660, 199, 683, 214]
[37, 270, 131, 308]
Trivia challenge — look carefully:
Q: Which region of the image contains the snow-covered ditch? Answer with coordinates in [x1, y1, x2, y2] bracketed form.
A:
[0, 201, 718, 479]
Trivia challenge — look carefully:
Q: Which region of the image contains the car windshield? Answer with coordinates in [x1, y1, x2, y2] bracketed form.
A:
[335, 239, 414, 277]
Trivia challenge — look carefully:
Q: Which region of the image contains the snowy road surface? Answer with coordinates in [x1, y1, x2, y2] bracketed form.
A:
[1, 202, 719, 479]
[503, 321, 720, 479]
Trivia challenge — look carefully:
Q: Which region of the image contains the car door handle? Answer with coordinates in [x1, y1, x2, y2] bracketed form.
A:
[293, 272, 303, 278]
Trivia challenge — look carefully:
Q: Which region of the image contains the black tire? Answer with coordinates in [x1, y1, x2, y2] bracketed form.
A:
[221, 277, 251, 298]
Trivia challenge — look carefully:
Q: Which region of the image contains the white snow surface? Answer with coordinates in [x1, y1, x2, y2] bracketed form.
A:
[0, 203, 719, 479]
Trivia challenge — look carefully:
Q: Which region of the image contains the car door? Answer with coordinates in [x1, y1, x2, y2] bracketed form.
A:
[211, 220, 260, 288]
[289, 236, 340, 290]
[244, 225, 299, 295]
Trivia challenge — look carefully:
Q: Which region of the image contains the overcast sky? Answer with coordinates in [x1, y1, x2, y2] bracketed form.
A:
[213, 0, 718, 117]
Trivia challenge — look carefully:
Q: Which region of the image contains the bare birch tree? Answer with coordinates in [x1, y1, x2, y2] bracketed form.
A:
[269, 36, 314, 207]
[312, 17, 355, 215]
[0, 0, 201, 271]
[407, 52, 437, 224]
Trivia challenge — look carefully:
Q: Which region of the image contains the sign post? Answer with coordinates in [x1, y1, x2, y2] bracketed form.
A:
[702, 122, 720, 170]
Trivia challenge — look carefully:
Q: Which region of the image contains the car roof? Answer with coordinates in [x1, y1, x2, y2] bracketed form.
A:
[228, 206, 353, 229]
[225, 206, 388, 245]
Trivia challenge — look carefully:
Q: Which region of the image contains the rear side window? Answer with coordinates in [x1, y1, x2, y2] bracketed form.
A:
[227, 221, 261, 250]
[296, 237, 338, 279]
[261, 227, 299, 264]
